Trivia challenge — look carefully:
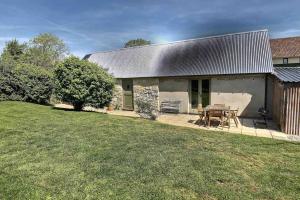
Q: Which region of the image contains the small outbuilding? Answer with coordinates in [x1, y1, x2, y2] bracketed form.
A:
[272, 67, 300, 135]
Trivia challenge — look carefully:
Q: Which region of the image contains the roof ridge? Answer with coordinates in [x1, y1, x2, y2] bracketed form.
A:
[271, 36, 300, 40]
[275, 66, 300, 69]
[87, 29, 269, 55]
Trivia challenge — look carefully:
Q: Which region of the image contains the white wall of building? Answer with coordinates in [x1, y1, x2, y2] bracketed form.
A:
[158, 75, 266, 117]
[159, 78, 190, 113]
[210, 75, 266, 117]
[273, 57, 300, 64]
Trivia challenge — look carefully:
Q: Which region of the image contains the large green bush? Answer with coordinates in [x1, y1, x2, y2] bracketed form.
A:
[0, 64, 53, 104]
[54, 56, 114, 110]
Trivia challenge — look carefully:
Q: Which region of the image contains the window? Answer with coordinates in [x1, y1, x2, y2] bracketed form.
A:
[202, 80, 210, 107]
[191, 80, 199, 109]
[283, 58, 288, 64]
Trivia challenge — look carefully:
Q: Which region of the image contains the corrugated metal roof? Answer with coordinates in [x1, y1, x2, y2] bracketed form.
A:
[274, 67, 300, 82]
[86, 30, 273, 78]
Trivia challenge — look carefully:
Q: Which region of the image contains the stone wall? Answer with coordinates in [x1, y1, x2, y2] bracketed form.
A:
[133, 78, 159, 111]
[111, 79, 123, 109]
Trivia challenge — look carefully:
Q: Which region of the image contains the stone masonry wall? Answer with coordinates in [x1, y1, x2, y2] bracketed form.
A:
[133, 78, 159, 111]
[111, 79, 123, 109]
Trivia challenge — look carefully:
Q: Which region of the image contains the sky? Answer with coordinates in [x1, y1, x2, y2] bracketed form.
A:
[0, 0, 300, 58]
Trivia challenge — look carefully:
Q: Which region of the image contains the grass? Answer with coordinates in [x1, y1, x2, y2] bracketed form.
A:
[0, 101, 300, 199]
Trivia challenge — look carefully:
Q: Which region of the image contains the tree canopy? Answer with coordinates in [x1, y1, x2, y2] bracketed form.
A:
[2, 39, 26, 61]
[124, 38, 151, 48]
[0, 39, 27, 70]
[23, 33, 69, 69]
[0, 33, 69, 70]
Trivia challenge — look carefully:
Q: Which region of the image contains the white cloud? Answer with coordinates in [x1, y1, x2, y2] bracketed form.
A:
[45, 20, 92, 41]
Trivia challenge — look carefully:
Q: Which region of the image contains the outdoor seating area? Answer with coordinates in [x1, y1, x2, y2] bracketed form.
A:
[157, 104, 300, 141]
[157, 112, 296, 141]
[198, 104, 239, 129]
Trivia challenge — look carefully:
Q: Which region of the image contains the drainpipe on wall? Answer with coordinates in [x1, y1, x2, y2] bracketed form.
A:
[264, 74, 268, 110]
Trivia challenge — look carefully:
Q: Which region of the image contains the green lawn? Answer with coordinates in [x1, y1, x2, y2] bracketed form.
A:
[0, 102, 300, 199]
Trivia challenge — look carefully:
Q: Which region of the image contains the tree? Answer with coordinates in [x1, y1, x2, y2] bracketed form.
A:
[1, 39, 26, 61]
[23, 33, 69, 69]
[54, 56, 114, 111]
[124, 38, 151, 48]
[0, 39, 27, 71]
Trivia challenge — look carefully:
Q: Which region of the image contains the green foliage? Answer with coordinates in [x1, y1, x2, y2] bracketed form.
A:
[124, 38, 151, 48]
[1, 39, 26, 61]
[22, 33, 69, 69]
[0, 39, 27, 70]
[0, 34, 67, 104]
[54, 56, 114, 110]
[0, 34, 68, 70]
[0, 64, 53, 104]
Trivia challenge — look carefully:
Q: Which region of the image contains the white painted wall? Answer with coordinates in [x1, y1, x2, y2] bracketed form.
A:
[159, 78, 189, 113]
[210, 75, 266, 117]
[158, 75, 266, 116]
[273, 57, 300, 64]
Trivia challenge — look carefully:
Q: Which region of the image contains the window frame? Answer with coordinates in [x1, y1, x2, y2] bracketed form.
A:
[283, 58, 289, 64]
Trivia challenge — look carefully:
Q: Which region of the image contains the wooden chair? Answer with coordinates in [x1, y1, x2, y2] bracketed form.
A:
[208, 109, 224, 127]
[230, 108, 239, 127]
[197, 104, 206, 124]
[222, 107, 231, 128]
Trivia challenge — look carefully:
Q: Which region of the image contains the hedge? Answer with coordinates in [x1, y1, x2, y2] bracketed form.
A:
[0, 64, 53, 104]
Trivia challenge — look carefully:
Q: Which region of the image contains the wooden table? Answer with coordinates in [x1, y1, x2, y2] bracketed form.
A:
[203, 105, 230, 127]
[204, 105, 230, 116]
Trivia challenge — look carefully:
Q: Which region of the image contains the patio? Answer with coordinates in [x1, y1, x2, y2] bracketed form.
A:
[157, 113, 294, 141]
[109, 110, 300, 142]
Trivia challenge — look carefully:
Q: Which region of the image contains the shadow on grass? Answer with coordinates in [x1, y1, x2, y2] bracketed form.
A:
[51, 106, 108, 114]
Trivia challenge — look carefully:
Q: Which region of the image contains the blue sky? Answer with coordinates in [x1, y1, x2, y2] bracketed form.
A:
[1, 0, 300, 58]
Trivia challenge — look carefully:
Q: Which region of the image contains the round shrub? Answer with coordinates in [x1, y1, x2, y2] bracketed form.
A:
[54, 56, 114, 110]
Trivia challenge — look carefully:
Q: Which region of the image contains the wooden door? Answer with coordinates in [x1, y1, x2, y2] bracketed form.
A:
[122, 79, 134, 110]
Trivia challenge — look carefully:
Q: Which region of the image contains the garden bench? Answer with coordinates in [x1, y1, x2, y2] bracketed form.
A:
[160, 101, 181, 113]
